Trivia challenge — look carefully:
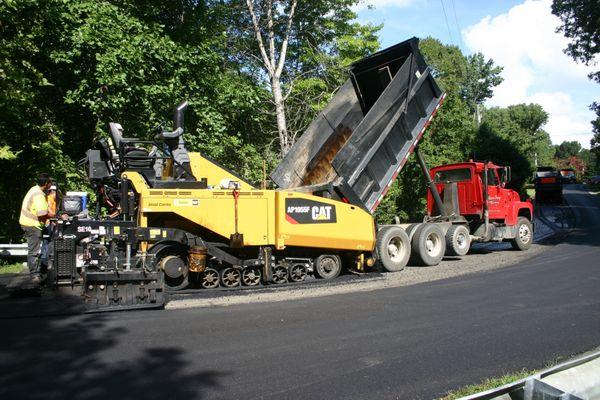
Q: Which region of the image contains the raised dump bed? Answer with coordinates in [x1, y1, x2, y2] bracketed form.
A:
[271, 37, 445, 213]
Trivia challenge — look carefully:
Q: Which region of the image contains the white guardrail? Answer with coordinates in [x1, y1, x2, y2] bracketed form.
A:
[459, 350, 600, 400]
[0, 243, 27, 257]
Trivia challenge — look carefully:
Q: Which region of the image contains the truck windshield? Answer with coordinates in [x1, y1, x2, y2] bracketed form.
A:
[434, 168, 471, 183]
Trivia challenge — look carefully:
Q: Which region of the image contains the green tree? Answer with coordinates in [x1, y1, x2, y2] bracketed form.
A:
[462, 53, 504, 123]
[419, 38, 468, 93]
[552, 0, 600, 167]
[226, 0, 379, 155]
[0, 0, 271, 240]
[590, 102, 600, 172]
[579, 148, 598, 174]
[552, 0, 600, 83]
[555, 140, 582, 158]
[474, 104, 553, 192]
[284, 21, 381, 141]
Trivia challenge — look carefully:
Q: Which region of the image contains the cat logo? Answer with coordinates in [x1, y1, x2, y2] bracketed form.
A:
[285, 198, 337, 224]
[311, 206, 332, 221]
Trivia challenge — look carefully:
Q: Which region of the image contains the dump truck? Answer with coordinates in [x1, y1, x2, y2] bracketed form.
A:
[47, 37, 532, 312]
[271, 38, 534, 262]
[559, 168, 576, 184]
[534, 166, 563, 203]
[425, 161, 534, 256]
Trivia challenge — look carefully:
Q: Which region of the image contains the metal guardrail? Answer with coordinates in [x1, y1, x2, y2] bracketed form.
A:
[0, 243, 27, 257]
[459, 350, 600, 400]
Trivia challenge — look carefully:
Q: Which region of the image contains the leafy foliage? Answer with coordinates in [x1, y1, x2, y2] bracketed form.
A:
[591, 102, 600, 173]
[0, 2, 557, 240]
[552, 0, 600, 167]
[555, 140, 582, 158]
[475, 104, 552, 192]
[462, 53, 503, 119]
[579, 148, 598, 175]
[0, 0, 271, 240]
[285, 21, 381, 140]
[552, 0, 600, 83]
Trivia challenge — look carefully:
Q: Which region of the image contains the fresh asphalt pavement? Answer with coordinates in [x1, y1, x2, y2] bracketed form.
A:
[1, 185, 598, 400]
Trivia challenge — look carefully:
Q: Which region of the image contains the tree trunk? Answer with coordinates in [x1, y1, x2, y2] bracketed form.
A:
[244, 0, 297, 157]
[272, 77, 289, 155]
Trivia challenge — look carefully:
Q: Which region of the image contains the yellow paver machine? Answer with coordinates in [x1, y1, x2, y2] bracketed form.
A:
[49, 37, 448, 311]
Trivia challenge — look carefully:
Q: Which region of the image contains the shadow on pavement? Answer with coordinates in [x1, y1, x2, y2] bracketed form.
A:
[0, 313, 228, 399]
[536, 184, 600, 248]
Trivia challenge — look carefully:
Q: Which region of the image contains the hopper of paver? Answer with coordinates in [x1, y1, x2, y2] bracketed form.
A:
[270, 37, 445, 213]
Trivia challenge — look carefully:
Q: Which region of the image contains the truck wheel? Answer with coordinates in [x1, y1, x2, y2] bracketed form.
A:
[314, 255, 342, 279]
[376, 226, 410, 272]
[410, 223, 446, 266]
[404, 223, 422, 241]
[445, 225, 471, 257]
[510, 217, 533, 251]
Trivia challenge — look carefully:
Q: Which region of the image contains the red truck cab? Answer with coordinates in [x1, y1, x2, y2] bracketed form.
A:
[426, 161, 533, 249]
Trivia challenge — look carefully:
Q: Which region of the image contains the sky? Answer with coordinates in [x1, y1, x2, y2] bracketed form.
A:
[356, 0, 600, 148]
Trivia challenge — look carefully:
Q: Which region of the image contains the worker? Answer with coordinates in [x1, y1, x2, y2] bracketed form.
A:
[47, 183, 58, 218]
[19, 173, 54, 284]
[40, 183, 59, 269]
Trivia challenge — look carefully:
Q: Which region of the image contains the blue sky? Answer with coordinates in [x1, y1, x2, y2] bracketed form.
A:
[356, 0, 600, 148]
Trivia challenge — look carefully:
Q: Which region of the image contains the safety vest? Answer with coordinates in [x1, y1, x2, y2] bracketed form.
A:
[19, 185, 48, 229]
[48, 192, 57, 216]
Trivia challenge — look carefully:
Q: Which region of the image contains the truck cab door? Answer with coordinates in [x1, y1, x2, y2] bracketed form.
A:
[486, 168, 505, 220]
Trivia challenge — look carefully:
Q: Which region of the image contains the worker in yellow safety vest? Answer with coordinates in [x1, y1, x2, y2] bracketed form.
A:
[47, 184, 58, 218]
[19, 173, 55, 284]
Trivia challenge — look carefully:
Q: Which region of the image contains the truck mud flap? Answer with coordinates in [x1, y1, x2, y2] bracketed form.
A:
[83, 270, 165, 313]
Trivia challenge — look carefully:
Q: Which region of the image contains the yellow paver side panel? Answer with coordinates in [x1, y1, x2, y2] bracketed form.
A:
[275, 191, 375, 251]
[126, 172, 374, 251]
[189, 153, 254, 190]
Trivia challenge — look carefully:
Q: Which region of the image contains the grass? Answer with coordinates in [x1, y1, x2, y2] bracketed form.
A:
[526, 188, 535, 199]
[439, 369, 536, 399]
[523, 183, 535, 200]
[0, 260, 25, 275]
[439, 352, 578, 400]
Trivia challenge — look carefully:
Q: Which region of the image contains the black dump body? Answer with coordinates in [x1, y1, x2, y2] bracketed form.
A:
[534, 167, 563, 203]
[271, 37, 444, 213]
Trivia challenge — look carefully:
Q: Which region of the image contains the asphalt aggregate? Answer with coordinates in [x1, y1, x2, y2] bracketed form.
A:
[0, 185, 598, 399]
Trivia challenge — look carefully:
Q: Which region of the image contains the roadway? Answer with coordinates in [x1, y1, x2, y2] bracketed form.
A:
[0, 185, 598, 399]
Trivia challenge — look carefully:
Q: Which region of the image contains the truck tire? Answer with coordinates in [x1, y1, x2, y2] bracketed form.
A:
[445, 224, 471, 256]
[410, 223, 446, 266]
[376, 226, 410, 272]
[404, 223, 422, 242]
[510, 217, 533, 251]
[314, 254, 342, 279]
